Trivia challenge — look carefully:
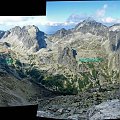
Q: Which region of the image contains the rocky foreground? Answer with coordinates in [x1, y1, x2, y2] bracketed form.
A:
[37, 83, 120, 120]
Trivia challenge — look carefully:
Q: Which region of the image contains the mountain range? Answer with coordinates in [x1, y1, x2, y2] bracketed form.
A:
[0, 18, 120, 119]
[0, 18, 120, 71]
[0, 18, 120, 70]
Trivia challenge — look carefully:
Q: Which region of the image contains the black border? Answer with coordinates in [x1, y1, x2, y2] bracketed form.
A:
[0, 0, 46, 16]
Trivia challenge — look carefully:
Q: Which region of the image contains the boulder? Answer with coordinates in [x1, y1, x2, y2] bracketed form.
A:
[37, 110, 54, 118]
[87, 99, 120, 120]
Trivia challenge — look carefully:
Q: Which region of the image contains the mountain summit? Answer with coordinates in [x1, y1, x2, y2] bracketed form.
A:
[74, 18, 108, 37]
[0, 25, 47, 53]
[83, 17, 96, 23]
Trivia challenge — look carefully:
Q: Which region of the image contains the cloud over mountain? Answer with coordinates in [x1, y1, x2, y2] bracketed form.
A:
[96, 4, 108, 17]
[0, 16, 48, 26]
[66, 13, 90, 23]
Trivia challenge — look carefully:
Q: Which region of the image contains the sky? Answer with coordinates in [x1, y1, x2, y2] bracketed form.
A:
[46, 1, 120, 24]
[0, 1, 120, 34]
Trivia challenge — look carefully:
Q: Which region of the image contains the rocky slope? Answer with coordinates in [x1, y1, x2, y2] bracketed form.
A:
[37, 83, 120, 119]
[0, 64, 57, 107]
[0, 44, 56, 106]
[88, 99, 120, 120]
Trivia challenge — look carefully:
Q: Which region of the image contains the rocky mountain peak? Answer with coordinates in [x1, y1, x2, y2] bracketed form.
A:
[53, 28, 68, 38]
[74, 18, 108, 37]
[83, 17, 96, 23]
[58, 28, 67, 32]
[22, 25, 40, 33]
[0, 25, 47, 52]
[9, 25, 40, 36]
[75, 18, 105, 30]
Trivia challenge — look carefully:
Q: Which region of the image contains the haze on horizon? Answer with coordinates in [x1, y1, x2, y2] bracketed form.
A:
[0, 1, 120, 34]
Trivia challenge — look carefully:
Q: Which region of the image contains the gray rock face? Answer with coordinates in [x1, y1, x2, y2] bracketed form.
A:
[53, 28, 67, 38]
[109, 30, 120, 51]
[1, 25, 47, 52]
[107, 31, 120, 71]
[58, 46, 77, 71]
[52, 28, 71, 38]
[87, 99, 120, 120]
[48, 28, 72, 43]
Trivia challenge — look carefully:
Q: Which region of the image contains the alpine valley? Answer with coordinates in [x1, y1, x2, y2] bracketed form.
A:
[0, 18, 120, 120]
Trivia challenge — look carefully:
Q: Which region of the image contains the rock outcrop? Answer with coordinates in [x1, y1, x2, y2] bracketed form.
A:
[107, 30, 120, 71]
[37, 111, 54, 118]
[109, 30, 120, 51]
[58, 46, 77, 71]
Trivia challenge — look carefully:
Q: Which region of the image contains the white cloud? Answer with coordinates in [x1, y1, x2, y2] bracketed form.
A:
[45, 20, 77, 27]
[94, 4, 120, 24]
[96, 4, 108, 17]
[0, 16, 48, 27]
[101, 17, 120, 24]
[67, 13, 90, 23]
[0, 16, 77, 29]
[101, 17, 115, 23]
[0, 16, 26, 23]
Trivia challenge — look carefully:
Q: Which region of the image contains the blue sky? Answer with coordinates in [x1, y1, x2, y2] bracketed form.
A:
[0, 1, 120, 33]
[46, 1, 120, 23]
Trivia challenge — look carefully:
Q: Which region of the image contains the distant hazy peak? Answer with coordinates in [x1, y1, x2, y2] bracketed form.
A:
[52, 28, 69, 38]
[55, 28, 67, 33]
